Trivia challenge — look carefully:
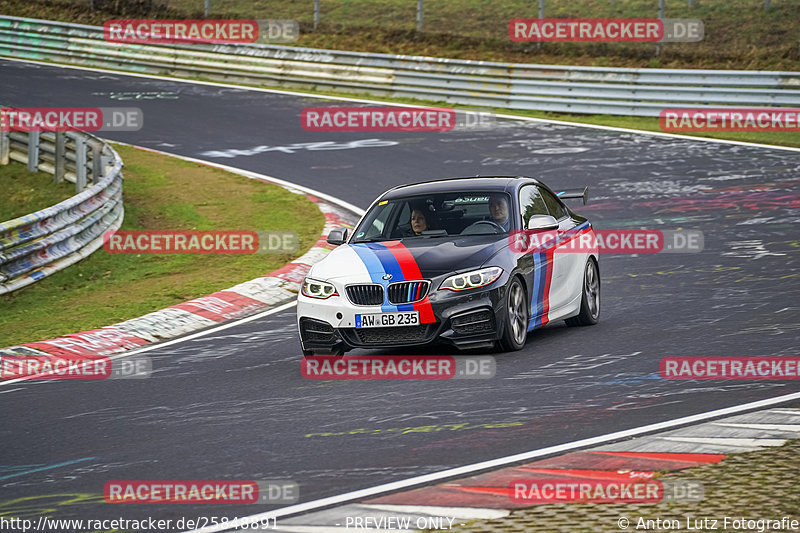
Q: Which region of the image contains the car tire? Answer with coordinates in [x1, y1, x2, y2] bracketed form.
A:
[566, 257, 600, 327]
[498, 276, 529, 352]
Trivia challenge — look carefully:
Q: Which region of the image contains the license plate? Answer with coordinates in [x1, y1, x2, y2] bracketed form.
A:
[355, 311, 419, 328]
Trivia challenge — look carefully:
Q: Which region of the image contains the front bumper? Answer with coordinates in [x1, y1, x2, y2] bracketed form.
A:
[297, 280, 508, 353]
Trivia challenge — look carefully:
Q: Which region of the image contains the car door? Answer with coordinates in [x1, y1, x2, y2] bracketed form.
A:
[518, 185, 564, 328]
[540, 188, 583, 314]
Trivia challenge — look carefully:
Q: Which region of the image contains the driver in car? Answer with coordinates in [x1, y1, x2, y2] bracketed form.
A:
[402, 207, 435, 237]
[488, 194, 512, 232]
[410, 208, 429, 235]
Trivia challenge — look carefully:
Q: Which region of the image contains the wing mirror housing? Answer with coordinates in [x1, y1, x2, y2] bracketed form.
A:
[526, 215, 559, 231]
[326, 227, 349, 246]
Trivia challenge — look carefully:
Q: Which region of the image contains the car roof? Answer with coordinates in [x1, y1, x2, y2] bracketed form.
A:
[380, 176, 546, 200]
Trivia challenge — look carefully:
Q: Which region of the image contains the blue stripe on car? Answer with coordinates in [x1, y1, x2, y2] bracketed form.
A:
[529, 251, 546, 330]
[365, 243, 416, 312]
[349, 244, 404, 312]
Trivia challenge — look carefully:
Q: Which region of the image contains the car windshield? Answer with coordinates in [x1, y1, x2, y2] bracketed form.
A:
[351, 192, 514, 243]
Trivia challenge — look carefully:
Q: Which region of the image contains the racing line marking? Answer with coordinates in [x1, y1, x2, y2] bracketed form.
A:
[0, 457, 95, 481]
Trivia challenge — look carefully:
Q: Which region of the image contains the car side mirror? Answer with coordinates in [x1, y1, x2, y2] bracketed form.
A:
[526, 215, 559, 231]
[327, 227, 348, 246]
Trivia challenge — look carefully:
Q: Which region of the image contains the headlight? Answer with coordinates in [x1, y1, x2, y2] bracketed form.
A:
[301, 278, 339, 299]
[439, 267, 503, 291]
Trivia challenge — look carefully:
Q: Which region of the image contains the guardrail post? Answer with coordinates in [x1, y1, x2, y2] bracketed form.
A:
[27, 131, 40, 172]
[90, 139, 103, 183]
[54, 131, 66, 183]
[74, 134, 87, 192]
[101, 149, 112, 177]
[656, 0, 665, 56]
[0, 128, 8, 165]
[416, 0, 423, 31]
[538, 0, 545, 50]
[314, 0, 320, 30]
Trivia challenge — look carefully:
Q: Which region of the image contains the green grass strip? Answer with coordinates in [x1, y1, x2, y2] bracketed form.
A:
[0, 143, 323, 347]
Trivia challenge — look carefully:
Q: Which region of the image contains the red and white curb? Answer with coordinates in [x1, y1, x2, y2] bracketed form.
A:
[0, 157, 362, 360]
[257, 407, 800, 533]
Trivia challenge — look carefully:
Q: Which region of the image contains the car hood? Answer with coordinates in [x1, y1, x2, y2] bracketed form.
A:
[309, 236, 509, 282]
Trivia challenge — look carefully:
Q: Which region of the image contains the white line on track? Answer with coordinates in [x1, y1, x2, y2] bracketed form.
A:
[656, 436, 787, 447]
[765, 410, 800, 416]
[106, 142, 366, 217]
[187, 393, 800, 533]
[0, 140, 365, 388]
[2, 56, 799, 153]
[712, 422, 800, 431]
[0, 301, 297, 388]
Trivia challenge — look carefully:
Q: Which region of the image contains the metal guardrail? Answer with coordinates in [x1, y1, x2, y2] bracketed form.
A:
[0, 125, 124, 295]
[1, 16, 799, 116]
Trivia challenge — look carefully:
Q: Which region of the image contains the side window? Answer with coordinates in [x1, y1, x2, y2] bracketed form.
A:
[358, 203, 394, 240]
[518, 186, 549, 228]
[541, 189, 567, 220]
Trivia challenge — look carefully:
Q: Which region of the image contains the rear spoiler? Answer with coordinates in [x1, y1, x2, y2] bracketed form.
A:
[556, 187, 589, 205]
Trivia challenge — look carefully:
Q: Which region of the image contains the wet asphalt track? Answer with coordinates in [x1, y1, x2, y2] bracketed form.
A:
[0, 59, 799, 527]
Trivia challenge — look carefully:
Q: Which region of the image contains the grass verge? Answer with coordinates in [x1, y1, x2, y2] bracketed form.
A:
[0, 144, 324, 347]
[0, 162, 75, 222]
